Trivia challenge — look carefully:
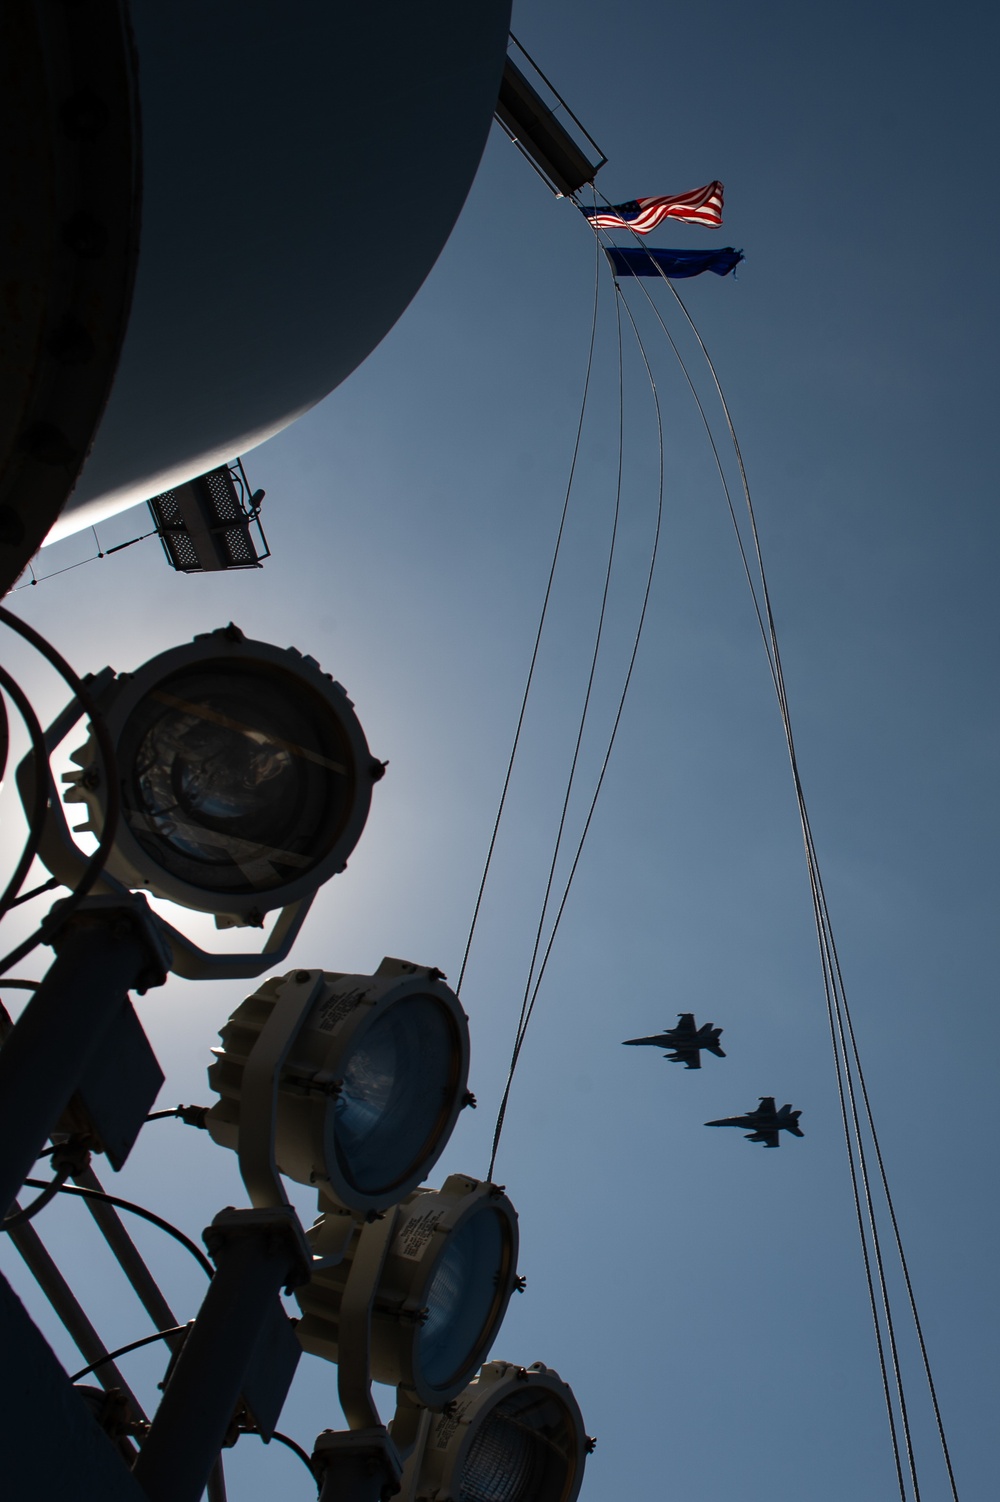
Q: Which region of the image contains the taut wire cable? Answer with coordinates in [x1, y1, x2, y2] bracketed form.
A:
[488, 273, 665, 1181]
[590, 197, 959, 1501]
[662, 270, 923, 1502]
[839, 964, 962, 1501]
[661, 277, 931, 1502]
[599, 255, 782, 703]
[488, 262, 626, 1178]
[12, 526, 161, 590]
[456, 221, 604, 999]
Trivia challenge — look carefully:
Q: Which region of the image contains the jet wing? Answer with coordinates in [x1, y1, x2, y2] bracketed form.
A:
[756, 1096, 777, 1118]
[674, 1013, 697, 1035]
[747, 1130, 780, 1148]
[667, 1048, 701, 1068]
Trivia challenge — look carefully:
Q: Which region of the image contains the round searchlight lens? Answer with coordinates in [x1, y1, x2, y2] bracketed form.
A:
[420, 1207, 510, 1390]
[121, 663, 356, 895]
[335, 992, 463, 1196]
[207, 961, 471, 1216]
[60, 628, 380, 924]
[295, 1178, 519, 1407]
[403, 1362, 588, 1502]
[460, 1388, 578, 1502]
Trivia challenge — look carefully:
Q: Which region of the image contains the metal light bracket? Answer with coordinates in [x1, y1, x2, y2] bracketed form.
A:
[312, 1426, 403, 1502]
[235, 969, 327, 1212]
[15, 670, 317, 981]
[336, 1207, 403, 1432]
[395, 1360, 590, 1502]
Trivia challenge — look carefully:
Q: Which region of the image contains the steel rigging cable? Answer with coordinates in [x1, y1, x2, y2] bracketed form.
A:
[488, 269, 665, 1181]
[456, 223, 604, 1001]
[664, 269, 958, 1502]
[598, 207, 960, 1502]
[601, 248, 914, 1494]
[488, 262, 626, 1178]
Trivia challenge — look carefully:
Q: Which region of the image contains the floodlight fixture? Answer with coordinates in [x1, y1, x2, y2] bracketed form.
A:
[398, 1360, 590, 1502]
[207, 960, 472, 1215]
[297, 1174, 520, 1412]
[147, 459, 269, 574]
[47, 623, 382, 928]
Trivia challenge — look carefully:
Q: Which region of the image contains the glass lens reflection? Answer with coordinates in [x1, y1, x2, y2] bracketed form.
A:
[419, 1209, 508, 1390]
[460, 1391, 575, 1502]
[120, 663, 355, 894]
[334, 995, 459, 1194]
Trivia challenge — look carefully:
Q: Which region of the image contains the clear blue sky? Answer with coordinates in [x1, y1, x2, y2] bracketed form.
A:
[3, 2, 998, 1498]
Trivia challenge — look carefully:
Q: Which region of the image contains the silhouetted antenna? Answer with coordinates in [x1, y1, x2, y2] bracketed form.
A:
[494, 34, 607, 197]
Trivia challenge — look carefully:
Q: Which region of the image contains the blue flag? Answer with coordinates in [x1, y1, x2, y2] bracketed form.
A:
[604, 246, 743, 279]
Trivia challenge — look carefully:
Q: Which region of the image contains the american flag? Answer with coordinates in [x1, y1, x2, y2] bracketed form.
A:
[581, 180, 724, 233]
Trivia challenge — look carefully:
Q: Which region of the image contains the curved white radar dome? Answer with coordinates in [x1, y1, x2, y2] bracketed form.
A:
[297, 1175, 519, 1408]
[401, 1360, 590, 1502]
[52, 0, 512, 540]
[207, 959, 472, 1212]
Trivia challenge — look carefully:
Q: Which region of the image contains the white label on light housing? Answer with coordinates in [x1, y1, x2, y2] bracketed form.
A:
[315, 987, 367, 1033]
[433, 1394, 474, 1449]
[397, 1207, 445, 1260]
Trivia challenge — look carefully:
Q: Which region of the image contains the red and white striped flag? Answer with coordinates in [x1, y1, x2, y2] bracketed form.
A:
[581, 181, 724, 233]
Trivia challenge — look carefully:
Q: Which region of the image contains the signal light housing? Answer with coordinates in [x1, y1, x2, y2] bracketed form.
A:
[207, 959, 471, 1215]
[297, 1175, 519, 1409]
[399, 1359, 590, 1502]
[62, 625, 381, 927]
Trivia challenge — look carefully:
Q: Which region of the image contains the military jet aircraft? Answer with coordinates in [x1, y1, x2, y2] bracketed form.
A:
[622, 1013, 726, 1070]
[705, 1096, 803, 1148]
